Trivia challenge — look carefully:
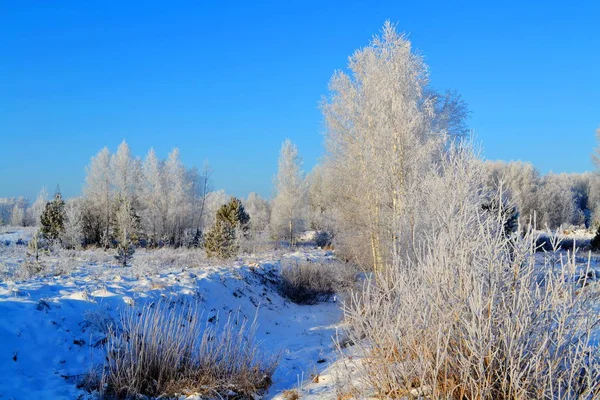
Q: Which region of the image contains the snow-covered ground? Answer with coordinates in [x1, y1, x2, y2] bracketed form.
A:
[0, 230, 345, 399]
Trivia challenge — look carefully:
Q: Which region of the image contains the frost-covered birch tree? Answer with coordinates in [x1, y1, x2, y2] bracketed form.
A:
[244, 192, 271, 235]
[270, 139, 308, 244]
[163, 148, 190, 246]
[27, 187, 47, 226]
[321, 21, 468, 270]
[111, 140, 143, 205]
[83, 147, 113, 247]
[60, 198, 84, 249]
[141, 148, 166, 246]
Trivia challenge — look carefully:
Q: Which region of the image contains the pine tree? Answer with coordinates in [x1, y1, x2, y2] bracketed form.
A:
[204, 220, 237, 258]
[40, 188, 66, 242]
[204, 197, 250, 258]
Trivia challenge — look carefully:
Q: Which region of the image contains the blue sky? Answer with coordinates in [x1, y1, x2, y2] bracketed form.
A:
[1, 1, 599, 201]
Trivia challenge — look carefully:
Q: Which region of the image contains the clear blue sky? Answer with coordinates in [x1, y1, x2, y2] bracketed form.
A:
[1, 1, 599, 201]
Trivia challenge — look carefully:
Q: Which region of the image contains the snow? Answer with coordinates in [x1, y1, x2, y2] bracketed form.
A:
[0, 231, 345, 399]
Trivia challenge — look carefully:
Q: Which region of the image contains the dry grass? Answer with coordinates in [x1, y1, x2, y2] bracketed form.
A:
[279, 259, 357, 305]
[282, 389, 300, 400]
[88, 299, 277, 399]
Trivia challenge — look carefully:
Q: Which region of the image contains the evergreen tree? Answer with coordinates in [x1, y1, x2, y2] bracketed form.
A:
[40, 188, 66, 242]
[216, 197, 250, 235]
[204, 220, 237, 258]
[204, 197, 250, 258]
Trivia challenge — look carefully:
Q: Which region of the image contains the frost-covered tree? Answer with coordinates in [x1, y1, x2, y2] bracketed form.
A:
[203, 190, 230, 230]
[83, 147, 113, 247]
[270, 140, 308, 244]
[111, 140, 143, 205]
[307, 164, 336, 232]
[61, 198, 84, 249]
[140, 148, 166, 246]
[79, 143, 215, 248]
[538, 173, 577, 229]
[27, 187, 47, 226]
[321, 21, 467, 270]
[163, 148, 191, 247]
[244, 192, 271, 235]
[114, 197, 137, 267]
[10, 202, 26, 226]
[483, 161, 541, 226]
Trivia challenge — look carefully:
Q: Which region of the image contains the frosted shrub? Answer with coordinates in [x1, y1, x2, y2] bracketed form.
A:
[342, 149, 600, 399]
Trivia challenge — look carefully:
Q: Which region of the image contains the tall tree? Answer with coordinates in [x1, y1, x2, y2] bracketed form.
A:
[245, 192, 271, 235]
[27, 187, 48, 226]
[270, 139, 308, 244]
[321, 21, 468, 270]
[141, 148, 165, 246]
[163, 148, 190, 247]
[114, 196, 138, 267]
[84, 147, 113, 247]
[111, 140, 142, 205]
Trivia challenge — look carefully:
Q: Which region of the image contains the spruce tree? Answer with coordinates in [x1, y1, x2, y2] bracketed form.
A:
[40, 188, 66, 242]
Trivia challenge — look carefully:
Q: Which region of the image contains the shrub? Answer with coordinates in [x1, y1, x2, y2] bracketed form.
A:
[89, 299, 276, 399]
[279, 259, 356, 305]
[342, 198, 600, 398]
[114, 242, 135, 267]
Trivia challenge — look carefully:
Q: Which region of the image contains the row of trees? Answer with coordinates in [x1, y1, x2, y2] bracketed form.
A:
[4, 143, 600, 253]
[482, 160, 600, 230]
[0, 189, 48, 227]
[81, 142, 213, 248]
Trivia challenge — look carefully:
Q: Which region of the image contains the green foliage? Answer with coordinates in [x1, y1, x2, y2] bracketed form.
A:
[115, 242, 135, 267]
[216, 197, 250, 234]
[204, 197, 250, 259]
[40, 189, 66, 241]
[204, 220, 237, 259]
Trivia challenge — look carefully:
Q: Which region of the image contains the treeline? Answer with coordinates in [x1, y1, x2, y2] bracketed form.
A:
[483, 160, 600, 230]
[3, 143, 600, 256]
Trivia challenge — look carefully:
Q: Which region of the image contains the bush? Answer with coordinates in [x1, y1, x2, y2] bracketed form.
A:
[88, 299, 277, 399]
[279, 259, 356, 305]
[342, 197, 600, 398]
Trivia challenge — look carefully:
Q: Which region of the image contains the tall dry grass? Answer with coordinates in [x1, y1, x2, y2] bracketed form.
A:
[92, 299, 277, 399]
